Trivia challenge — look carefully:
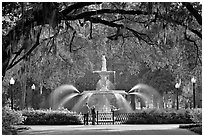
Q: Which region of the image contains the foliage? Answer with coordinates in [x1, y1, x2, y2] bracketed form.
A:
[189, 108, 202, 123]
[2, 106, 26, 134]
[2, 2, 201, 77]
[124, 108, 201, 124]
[2, 2, 202, 110]
[21, 109, 83, 125]
[141, 67, 175, 95]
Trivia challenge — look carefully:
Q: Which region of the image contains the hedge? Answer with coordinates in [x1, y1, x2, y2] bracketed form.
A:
[124, 108, 202, 124]
[21, 109, 83, 125]
[17, 108, 203, 125]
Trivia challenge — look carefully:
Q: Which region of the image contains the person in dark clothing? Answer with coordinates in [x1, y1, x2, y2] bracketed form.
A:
[91, 106, 96, 125]
[83, 103, 90, 125]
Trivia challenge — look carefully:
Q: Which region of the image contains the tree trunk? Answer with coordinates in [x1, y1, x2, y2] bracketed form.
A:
[21, 78, 27, 109]
[172, 92, 176, 109]
[19, 62, 28, 109]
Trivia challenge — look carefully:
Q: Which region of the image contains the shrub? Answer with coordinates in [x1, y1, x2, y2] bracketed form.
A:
[124, 109, 200, 124]
[189, 108, 202, 123]
[2, 106, 26, 134]
[21, 109, 83, 125]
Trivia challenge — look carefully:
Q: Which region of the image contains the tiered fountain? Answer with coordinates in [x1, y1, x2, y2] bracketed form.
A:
[50, 55, 162, 113]
[80, 55, 131, 112]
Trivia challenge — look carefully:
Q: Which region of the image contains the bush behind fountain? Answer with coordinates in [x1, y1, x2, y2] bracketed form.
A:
[124, 108, 202, 124]
[21, 108, 83, 125]
[16, 108, 202, 125]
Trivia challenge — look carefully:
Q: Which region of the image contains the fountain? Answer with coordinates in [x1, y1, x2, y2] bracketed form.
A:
[50, 55, 162, 113]
[73, 54, 132, 113]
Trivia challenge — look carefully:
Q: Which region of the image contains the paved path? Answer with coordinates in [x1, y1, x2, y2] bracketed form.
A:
[18, 124, 198, 135]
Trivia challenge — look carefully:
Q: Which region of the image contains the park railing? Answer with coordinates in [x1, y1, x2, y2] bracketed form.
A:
[97, 112, 114, 125]
[79, 111, 134, 125]
[114, 113, 133, 124]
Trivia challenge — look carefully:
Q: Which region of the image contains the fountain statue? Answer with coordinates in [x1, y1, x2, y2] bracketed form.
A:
[49, 55, 162, 113]
[93, 55, 116, 91]
[101, 55, 107, 71]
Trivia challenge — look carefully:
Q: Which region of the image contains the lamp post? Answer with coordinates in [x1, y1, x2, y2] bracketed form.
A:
[31, 84, 35, 108]
[191, 77, 196, 108]
[10, 77, 15, 109]
[175, 83, 180, 110]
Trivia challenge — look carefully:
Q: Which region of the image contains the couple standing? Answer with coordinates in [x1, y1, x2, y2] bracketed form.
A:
[83, 103, 96, 125]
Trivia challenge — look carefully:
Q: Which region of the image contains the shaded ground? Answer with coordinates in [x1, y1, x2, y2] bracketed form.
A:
[179, 123, 202, 135]
[18, 124, 199, 135]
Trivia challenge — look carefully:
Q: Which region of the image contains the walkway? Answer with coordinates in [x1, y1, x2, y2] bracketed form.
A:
[18, 124, 198, 135]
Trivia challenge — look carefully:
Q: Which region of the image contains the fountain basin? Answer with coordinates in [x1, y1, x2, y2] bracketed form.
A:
[81, 90, 128, 95]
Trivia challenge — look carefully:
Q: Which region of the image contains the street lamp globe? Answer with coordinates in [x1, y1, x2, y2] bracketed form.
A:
[31, 84, 35, 90]
[10, 77, 15, 85]
[191, 77, 196, 83]
[175, 83, 180, 89]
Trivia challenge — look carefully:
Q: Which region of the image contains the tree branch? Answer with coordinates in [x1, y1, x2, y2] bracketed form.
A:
[89, 17, 123, 28]
[58, 53, 67, 62]
[182, 2, 202, 25]
[64, 9, 148, 20]
[184, 29, 202, 66]
[158, 14, 202, 39]
[9, 46, 24, 68]
[7, 27, 42, 70]
[110, 17, 124, 23]
[89, 21, 92, 39]
[126, 27, 155, 45]
[61, 2, 102, 16]
[81, 8, 201, 39]
[69, 31, 76, 52]
[89, 16, 157, 46]
[3, 2, 202, 77]
[188, 28, 202, 39]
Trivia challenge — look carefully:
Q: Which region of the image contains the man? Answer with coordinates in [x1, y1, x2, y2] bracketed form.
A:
[91, 106, 96, 125]
[83, 103, 90, 125]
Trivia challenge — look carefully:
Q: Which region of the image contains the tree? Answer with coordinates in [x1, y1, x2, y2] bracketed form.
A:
[2, 2, 201, 79]
[2, 2, 201, 109]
